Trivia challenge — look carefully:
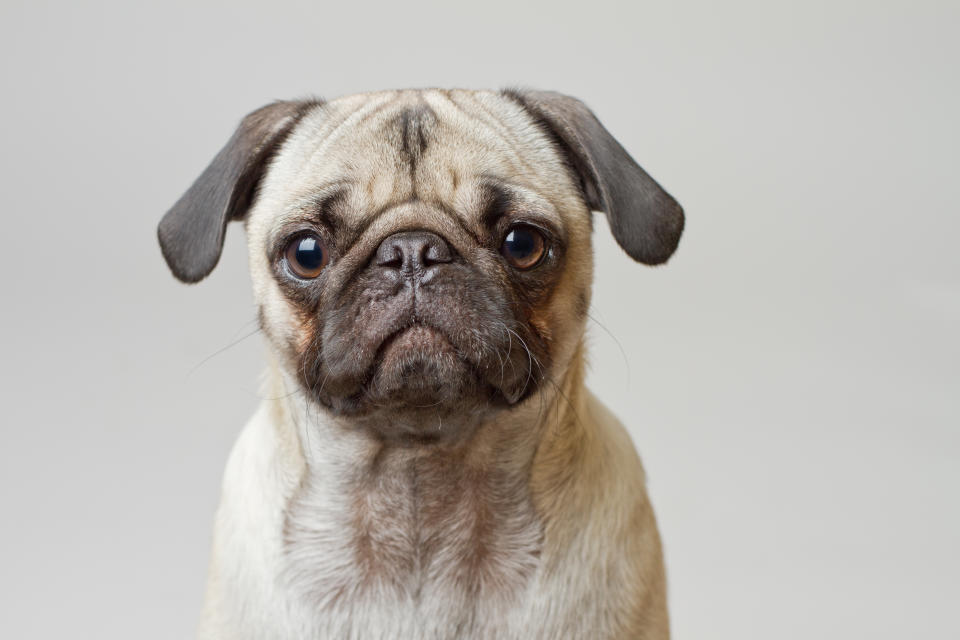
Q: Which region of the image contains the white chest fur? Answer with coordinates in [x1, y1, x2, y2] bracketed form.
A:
[199, 392, 665, 640]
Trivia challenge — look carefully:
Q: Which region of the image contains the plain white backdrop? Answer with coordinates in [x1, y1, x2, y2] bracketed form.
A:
[1, 1, 957, 638]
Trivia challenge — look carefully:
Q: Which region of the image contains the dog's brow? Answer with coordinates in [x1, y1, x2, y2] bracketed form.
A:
[479, 179, 515, 229]
[300, 185, 350, 232]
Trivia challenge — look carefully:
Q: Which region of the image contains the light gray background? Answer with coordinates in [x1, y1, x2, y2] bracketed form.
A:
[1, 1, 957, 638]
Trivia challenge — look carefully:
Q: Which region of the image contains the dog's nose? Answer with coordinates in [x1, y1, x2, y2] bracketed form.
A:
[374, 231, 453, 276]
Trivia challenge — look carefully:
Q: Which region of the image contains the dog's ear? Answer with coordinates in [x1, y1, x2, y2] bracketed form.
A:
[158, 100, 321, 283]
[503, 89, 684, 265]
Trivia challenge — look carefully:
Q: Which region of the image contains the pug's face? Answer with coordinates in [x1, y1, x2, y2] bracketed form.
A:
[159, 89, 683, 442]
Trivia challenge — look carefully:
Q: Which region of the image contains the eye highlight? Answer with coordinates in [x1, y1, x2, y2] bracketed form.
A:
[501, 225, 547, 270]
[285, 234, 329, 279]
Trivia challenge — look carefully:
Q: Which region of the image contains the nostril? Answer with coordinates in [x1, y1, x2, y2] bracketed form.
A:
[423, 241, 452, 265]
[376, 243, 404, 268]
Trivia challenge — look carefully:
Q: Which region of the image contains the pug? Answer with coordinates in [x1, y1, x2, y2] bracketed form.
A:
[158, 89, 683, 640]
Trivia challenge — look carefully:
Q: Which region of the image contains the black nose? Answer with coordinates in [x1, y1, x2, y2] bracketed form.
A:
[374, 231, 453, 276]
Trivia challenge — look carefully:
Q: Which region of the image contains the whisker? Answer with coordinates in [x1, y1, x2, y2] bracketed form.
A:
[505, 327, 535, 398]
[586, 306, 631, 386]
[186, 327, 263, 378]
[261, 386, 305, 402]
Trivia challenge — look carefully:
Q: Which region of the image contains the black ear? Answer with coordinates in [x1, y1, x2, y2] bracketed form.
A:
[157, 99, 321, 283]
[503, 89, 684, 265]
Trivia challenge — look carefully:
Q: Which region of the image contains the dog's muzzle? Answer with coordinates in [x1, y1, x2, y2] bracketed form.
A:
[301, 228, 543, 432]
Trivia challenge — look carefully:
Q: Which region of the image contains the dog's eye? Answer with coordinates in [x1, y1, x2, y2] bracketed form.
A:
[285, 234, 329, 279]
[501, 225, 546, 270]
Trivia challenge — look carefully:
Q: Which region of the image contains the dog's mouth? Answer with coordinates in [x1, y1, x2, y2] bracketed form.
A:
[312, 320, 526, 423]
[376, 323, 457, 368]
[302, 271, 549, 433]
[361, 322, 488, 407]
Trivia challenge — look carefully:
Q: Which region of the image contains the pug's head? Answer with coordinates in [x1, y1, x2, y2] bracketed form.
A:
[158, 89, 683, 443]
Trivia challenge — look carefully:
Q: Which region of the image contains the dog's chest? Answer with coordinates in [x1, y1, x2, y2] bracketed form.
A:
[278, 457, 544, 638]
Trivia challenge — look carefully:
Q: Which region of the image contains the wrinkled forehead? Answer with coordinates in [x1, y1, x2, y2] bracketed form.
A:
[254, 89, 583, 232]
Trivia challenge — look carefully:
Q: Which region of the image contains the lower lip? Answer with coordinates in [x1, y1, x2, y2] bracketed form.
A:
[380, 324, 454, 357]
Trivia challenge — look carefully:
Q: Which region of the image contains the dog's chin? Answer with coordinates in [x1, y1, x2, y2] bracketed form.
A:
[320, 325, 508, 442]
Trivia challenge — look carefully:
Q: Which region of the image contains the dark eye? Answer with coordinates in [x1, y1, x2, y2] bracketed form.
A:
[501, 225, 546, 270]
[285, 234, 329, 279]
